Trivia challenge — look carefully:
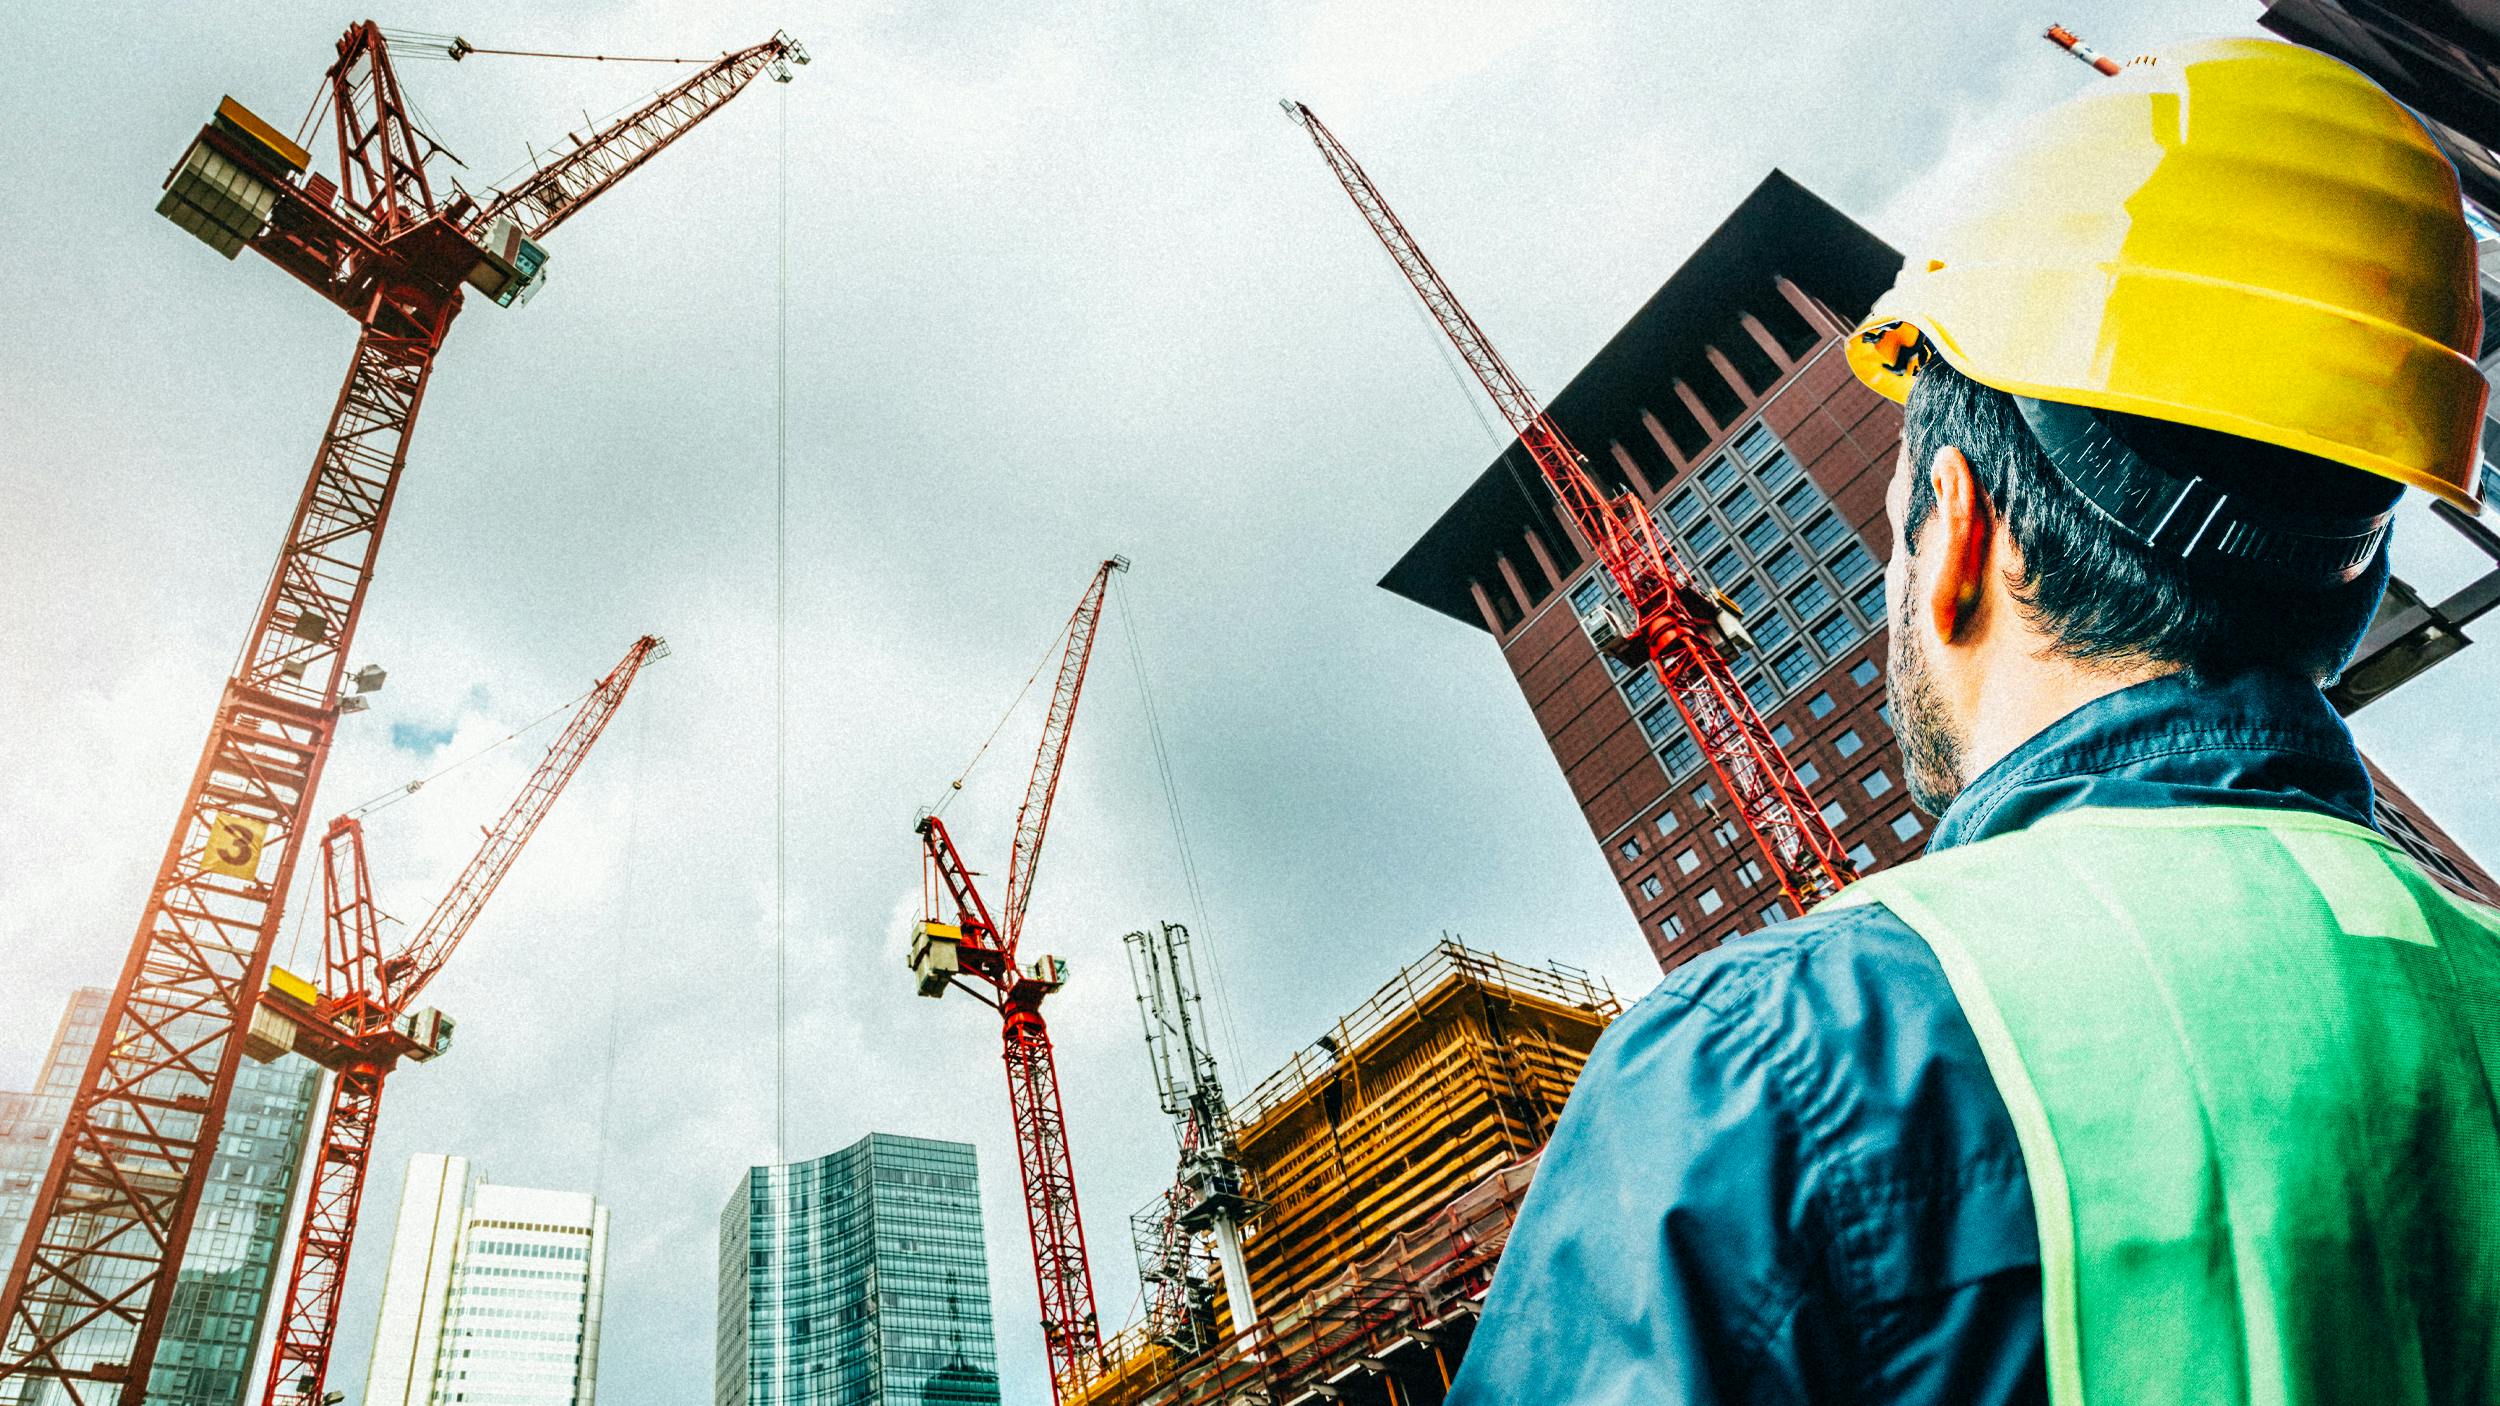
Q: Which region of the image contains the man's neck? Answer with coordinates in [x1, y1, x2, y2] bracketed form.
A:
[1961, 649, 2176, 791]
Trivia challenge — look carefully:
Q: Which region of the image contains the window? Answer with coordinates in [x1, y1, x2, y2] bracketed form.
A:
[1854, 576, 1888, 624]
[1661, 913, 1687, 939]
[1890, 811, 1925, 841]
[1821, 800, 1847, 826]
[1638, 699, 1680, 743]
[1765, 546, 1809, 585]
[1735, 859, 1765, 887]
[1707, 547, 1746, 587]
[1771, 721, 1794, 747]
[1802, 512, 1850, 556]
[1811, 612, 1858, 655]
[1752, 609, 1797, 652]
[1741, 514, 1783, 556]
[1676, 849, 1701, 875]
[1774, 646, 1817, 688]
[1734, 422, 1778, 464]
[1861, 769, 1893, 798]
[1638, 875, 1665, 901]
[1760, 902, 1790, 925]
[1667, 489, 1705, 528]
[1700, 457, 1739, 497]
[1833, 542, 1880, 583]
[1619, 836, 1644, 861]
[1693, 783, 1718, 810]
[1729, 577, 1769, 616]
[1847, 842, 1876, 869]
[1795, 759, 1822, 785]
[1569, 575, 1607, 613]
[1623, 665, 1663, 709]
[1698, 887, 1725, 916]
[1655, 809, 1680, 836]
[1878, 702, 1894, 727]
[1713, 820, 1741, 849]
[1757, 449, 1803, 491]
[1743, 671, 1779, 712]
[1722, 485, 1762, 524]
[1661, 731, 1701, 777]
[1776, 479, 1821, 524]
[1789, 575, 1834, 620]
[1850, 658, 1880, 687]
[1685, 516, 1727, 554]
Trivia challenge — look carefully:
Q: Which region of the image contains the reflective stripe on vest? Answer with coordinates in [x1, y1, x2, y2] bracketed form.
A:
[1825, 805, 2500, 1406]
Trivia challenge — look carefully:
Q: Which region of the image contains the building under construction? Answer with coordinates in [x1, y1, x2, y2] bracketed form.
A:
[1074, 939, 1617, 1406]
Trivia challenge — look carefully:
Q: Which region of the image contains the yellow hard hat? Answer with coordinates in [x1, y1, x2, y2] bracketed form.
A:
[1848, 36, 2488, 512]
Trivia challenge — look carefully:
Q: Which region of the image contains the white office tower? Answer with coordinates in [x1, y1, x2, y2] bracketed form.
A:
[365, 1154, 609, 1406]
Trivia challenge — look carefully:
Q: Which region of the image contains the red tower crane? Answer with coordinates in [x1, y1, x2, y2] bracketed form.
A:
[909, 557, 1129, 1405]
[0, 26, 801, 1400]
[1283, 102, 1856, 911]
[247, 635, 665, 1406]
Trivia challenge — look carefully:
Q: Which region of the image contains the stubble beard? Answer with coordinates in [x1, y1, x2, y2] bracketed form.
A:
[1889, 560, 1968, 818]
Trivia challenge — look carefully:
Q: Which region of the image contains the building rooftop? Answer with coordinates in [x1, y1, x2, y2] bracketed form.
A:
[1379, 170, 1901, 629]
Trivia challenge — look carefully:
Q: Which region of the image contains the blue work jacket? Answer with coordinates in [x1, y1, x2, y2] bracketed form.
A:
[1449, 668, 2383, 1406]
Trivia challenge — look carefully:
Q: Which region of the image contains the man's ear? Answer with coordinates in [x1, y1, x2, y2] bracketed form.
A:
[1924, 444, 1991, 643]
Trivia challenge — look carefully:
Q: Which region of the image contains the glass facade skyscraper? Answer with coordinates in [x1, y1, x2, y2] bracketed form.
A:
[716, 1134, 1002, 1406]
[0, 988, 318, 1406]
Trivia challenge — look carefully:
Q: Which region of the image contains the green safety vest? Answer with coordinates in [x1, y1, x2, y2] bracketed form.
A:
[1825, 805, 2500, 1405]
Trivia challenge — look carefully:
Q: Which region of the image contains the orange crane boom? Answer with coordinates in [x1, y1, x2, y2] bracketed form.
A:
[0, 24, 798, 1399]
[911, 556, 1128, 1404]
[1282, 102, 1855, 911]
[252, 635, 665, 1406]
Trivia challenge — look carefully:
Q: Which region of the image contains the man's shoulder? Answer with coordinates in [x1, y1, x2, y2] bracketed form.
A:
[1599, 892, 2031, 1205]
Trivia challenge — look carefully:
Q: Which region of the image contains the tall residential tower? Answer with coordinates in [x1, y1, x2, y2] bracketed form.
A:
[364, 1155, 609, 1406]
[717, 1134, 1001, 1406]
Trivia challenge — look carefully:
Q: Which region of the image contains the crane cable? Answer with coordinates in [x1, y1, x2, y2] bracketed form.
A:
[381, 30, 718, 65]
[1110, 590, 1250, 1085]
[928, 608, 1078, 818]
[773, 80, 791, 1169]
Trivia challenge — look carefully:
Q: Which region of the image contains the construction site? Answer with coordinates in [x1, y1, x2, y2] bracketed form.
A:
[8, 5, 2500, 1406]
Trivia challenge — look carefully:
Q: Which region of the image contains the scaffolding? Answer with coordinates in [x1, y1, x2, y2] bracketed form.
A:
[1071, 939, 1618, 1406]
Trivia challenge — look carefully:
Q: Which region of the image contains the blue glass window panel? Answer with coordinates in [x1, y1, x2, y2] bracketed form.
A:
[1721, 485, 1761, 524]
[1684, 516, 1726, 554]
[1833, 541, 1879, 583]
[1776, 479, 1821, 524]
[1751, 609, 1796, 652]
[1569, 575, 1607, 614]
[1802, 511, 1849, 556]
[1787, 576, 1833, 620]
[1700, 457, 1739, 498]
[1811, 611, 1858, 655]
[1755, 449, 1803, 491]
[1622, 663, 1662, 709]
[1660, 731, 1701, 777]
[1742, 670, 1779, 712]
[1740, 514, 1783, 556]
[1706, 547, 1745, 588]
[1666, 489, 1706, 528]
[1853, 574, 1889, 625]
[1734, 422, 1778, 465]
[1638, 699, 1681, 743]
[1850, 658, 1880, 687]
[1728, 577, 1768, 616]
[1773, 645, 1818, 688]
[1765, 546, 1809, 586]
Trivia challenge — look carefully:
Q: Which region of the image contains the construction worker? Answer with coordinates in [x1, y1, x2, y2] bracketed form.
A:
[1451, 38, 2500, 1406]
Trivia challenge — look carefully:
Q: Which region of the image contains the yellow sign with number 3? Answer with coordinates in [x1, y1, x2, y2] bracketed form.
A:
[202, 812, 267, 880]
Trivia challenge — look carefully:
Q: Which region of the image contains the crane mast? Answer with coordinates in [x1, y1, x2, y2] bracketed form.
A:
[257, 636, 665, 1406]
[1126, 920, 1260, 1345]
[911, 557, 1128, 1404]
[0, 24, 796, 1399]
[1283, 101, 1855, 911]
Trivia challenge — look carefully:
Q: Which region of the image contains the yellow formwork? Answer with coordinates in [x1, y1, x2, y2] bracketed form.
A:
[1069, 939, 1617, 1406]
[1226, 939, 1616, 1315]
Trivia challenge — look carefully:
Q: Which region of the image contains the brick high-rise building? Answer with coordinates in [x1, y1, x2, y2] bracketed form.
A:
[1383, 171, 2498, 972]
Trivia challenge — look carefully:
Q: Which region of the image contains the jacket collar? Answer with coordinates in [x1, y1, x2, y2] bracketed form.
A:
[1926, 668, 2376, 853]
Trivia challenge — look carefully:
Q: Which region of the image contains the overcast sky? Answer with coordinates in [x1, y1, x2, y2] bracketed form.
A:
[9, 3, 2498, 1403]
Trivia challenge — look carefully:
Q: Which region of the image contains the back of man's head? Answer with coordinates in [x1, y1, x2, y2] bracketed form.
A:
[1899, 360, 2401, 685]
